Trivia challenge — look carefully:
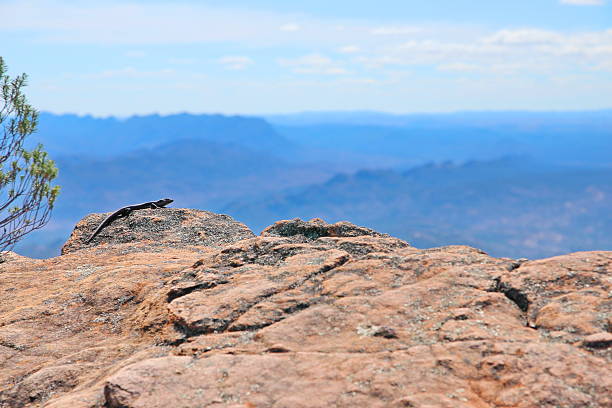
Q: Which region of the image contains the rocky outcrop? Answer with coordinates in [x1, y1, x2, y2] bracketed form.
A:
[1, 211, 610, 407]
[61, 208, 254, 254]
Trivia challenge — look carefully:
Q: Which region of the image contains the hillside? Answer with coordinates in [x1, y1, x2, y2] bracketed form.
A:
[226, 158, 612, 259]
[1, 211, 610, 407]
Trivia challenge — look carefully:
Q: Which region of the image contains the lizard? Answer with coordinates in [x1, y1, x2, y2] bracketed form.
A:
[86, 198, 173, 243]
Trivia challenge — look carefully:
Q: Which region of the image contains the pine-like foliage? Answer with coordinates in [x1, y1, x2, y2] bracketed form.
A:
[0, 57, 60, 253]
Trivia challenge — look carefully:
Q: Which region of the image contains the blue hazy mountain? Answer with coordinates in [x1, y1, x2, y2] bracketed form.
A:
[268, 110, 612, 167]
[266, 109, 612, 127]
[11, 110, 612, 259]
[225, 157, 612, 259]
[28, 112, 292, 157]
[52, 138, 333, 218]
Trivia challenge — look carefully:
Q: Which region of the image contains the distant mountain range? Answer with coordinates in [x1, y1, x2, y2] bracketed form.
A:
[28, 112, 291, 158]
[226, 157, 612, 259]
[52, 138, 333, 218]
[269, 110, 612, 167]
[266, 109, 612, 127]
[12, 110, 612, 259]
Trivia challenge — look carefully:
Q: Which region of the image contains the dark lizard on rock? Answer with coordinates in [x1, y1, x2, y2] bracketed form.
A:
[86, 198, 173, 243]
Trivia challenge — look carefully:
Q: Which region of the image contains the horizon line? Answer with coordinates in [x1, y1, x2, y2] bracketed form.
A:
[39, 107, 612, 120]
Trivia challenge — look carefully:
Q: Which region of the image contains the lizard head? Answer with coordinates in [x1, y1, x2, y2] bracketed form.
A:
[156, 198, 174, 207]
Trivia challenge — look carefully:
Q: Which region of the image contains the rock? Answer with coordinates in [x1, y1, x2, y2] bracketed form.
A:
[581, 332, 612, 349]
[61, 208, 255, 254]
[1, 214, 610, 407]
[103, 343, 610, 408]
[2, 364, 84, 407]
[261, 217, 391, 239]
[493, 252, 612, 344]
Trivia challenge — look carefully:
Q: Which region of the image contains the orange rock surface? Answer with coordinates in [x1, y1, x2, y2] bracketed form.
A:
[1, 210, 610, 407]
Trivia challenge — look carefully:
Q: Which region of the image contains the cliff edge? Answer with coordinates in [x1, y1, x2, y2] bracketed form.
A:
[1, 209, 610, 407]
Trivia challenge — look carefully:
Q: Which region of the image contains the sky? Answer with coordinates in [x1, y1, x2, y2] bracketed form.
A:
[1, 0, 611, 116]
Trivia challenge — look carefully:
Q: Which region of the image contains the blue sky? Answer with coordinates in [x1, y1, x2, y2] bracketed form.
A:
[1, 0, 611, 115]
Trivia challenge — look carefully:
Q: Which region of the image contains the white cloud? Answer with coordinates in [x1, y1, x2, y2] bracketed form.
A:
[298, 67, 348, 75]
[355, 55, 403, 69]
[338, 78, 379, 84]
[218, 56, 254, 70]
[437, 62, 534, 75]
[483, 29, 563, 45]
[278, 54, 349, 75]
[0, 1, 320, 45]
[168, 58, 196, 65]
[560, 0, 605, 5]
[350, 27, 612, 76]
[0, 1, 391, 49]
[280, 23, 300, 32]
[370, 26, 422, 36]
[592, 60, 612, 71]
[339, 45, 360, 54]
[4, 0, 612, 113]
[437, 63, 480, 72]
[281, 54, 333, 67]
[392, 40, 506, 63]
[84, 67, 176, 79]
